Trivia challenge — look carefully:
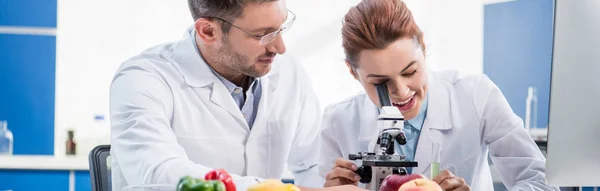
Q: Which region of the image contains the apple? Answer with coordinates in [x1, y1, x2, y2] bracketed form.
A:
[379, 174, 426, 191]
[397, 179, 443, 191]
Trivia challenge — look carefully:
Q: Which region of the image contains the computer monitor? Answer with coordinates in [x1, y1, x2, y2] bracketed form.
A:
[546, 0, 600, 187]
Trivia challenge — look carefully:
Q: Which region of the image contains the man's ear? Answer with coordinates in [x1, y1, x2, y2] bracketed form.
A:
[345, 61, 359, 80]
[194, 18, 221, 44]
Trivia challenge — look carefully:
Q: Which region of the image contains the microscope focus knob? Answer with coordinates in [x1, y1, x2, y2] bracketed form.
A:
[393, 167, 408, 175]
[349, 154, 362, 160]
[355, 166, 372, 184]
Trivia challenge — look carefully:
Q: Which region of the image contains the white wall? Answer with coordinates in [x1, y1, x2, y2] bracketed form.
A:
[54, 0, 193, 156]
[54, 0, 484, 155]
[405, 0, 484, 74]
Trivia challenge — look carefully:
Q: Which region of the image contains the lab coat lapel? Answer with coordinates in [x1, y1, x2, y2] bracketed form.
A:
[357, 95, 383, 152]
[209, 83, 248, 128]
[246, 61, 278, 142]
[170, 27, 248, 130]
[246, 76, 276, 141]
[412, 70, 454, 175]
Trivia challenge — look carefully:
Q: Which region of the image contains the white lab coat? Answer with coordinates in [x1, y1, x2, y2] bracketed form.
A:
[109, 27, 323, 191]
[319, 69, 560, 191]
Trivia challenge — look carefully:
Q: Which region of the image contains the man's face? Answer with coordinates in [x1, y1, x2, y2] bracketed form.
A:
[216, 1, 289, 78]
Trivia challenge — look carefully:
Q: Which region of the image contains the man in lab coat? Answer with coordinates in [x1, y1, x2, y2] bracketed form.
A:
[108, 0, 334, 190]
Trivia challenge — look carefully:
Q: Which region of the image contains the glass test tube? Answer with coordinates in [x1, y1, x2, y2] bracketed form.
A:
[430, 142, 441, 179]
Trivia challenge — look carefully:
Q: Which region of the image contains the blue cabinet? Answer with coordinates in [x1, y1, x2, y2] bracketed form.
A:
[0, 34, 56, 155]
[0, 0, 58, 156]
[0, 170, 96, 191]
[0, 170, 69, 191]
[0, 0, 57, 27]
[76, 170, 92, 191]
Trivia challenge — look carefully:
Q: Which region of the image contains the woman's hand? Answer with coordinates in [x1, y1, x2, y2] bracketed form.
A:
[324, 158, 361, 187]
[432, 170, 471, 191]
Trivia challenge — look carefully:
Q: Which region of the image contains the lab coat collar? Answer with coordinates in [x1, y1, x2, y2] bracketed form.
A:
[357, 95, 380, 142]
[167, 26, 279, 130]
[422, 69, 454, 130]
[169, 27, 217, 88]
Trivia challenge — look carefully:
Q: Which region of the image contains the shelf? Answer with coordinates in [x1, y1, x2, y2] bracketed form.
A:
[0, 155, 89, 171]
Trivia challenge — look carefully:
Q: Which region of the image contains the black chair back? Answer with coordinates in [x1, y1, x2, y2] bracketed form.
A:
[89, 145, 112, 191]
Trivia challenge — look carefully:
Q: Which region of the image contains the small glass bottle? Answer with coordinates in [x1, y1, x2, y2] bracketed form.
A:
[0, 120, 13, 155]
[525, 86, 538, 130]
[66, 130, 77, 155]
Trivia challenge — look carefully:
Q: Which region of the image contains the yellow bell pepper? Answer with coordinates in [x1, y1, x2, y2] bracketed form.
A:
[247, 179, 300, 191]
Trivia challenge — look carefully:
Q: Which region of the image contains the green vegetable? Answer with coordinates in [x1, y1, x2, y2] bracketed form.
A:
[177, 176, 226, 191]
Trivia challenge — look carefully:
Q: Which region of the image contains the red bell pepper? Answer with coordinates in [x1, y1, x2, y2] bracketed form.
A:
[205, 169, 236, 191]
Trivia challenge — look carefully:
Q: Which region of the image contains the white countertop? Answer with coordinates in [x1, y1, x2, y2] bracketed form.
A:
[0, 155, 295, 179]
[0, 155, 89, 170]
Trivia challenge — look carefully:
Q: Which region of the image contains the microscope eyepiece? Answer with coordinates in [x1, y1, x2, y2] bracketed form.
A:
[376, 83, 392, 107]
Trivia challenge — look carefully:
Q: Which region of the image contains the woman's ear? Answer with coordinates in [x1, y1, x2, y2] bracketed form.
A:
[194, 18, 220, 44]
[345, 61, 359, 80]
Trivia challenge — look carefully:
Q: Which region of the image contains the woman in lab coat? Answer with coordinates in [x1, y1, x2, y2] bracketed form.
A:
[319, 0, 559, 190]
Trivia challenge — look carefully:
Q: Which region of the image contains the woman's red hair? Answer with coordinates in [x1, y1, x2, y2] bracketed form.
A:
[342, 0, 426, 68]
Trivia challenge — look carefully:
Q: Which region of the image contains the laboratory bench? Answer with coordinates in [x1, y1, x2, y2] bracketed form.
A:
[0, 153, 594, 191]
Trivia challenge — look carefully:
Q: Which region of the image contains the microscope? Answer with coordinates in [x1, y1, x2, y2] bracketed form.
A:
[349, 83, 418, 191]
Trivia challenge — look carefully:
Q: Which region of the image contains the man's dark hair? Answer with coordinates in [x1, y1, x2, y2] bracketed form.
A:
[188, 0, 278, 33]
